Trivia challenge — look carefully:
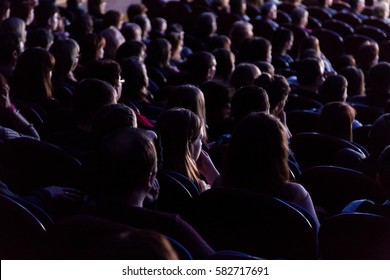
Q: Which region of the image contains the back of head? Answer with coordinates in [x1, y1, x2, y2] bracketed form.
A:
[223, 112, 289, 192]
[182, 51, 216, 84]
[213, 48, 235, 80]
[239, 37, 271, 63]
[26, 28, 53, 50]
[165, 84, 206, 122]
[79, 33, 106, 64]
[272, 28, 293, 54]
[73, 78, 116, 122]
[11, 47, 55, 102]
[102, 9, 121, 29]
[229, 21, 253, 47]
[120, 22, 142, 42]
[100, 25, 125, 59]
[154, 108, 202, 184]
[84, 59, 121, 88]
[255, 74, 290, 114]
[319, 74, 348, 104]
[49, 38, 79, 77]
[126, 3, 147, 22]
[367, 62, 390, 93]
[296, 57, 323, 86]
[355, 42, 379, 71]
[231, 85, 270, 120]
[0, 32, 22, 64]
[319, 102, 356, 141]
[34, 2, 58, 29]
[339, 66, 365, 97]
[120, 56, 148, 102]
[91, 103, 137, 144]
[199, 80, 231, 122]
[230, 62, 261, 89]
[291, 7, 308, 26]
[0, 16, 26, 41]
[369, 113, 390, 155]
[196, 12, 217, 37]
[94, 127, 157, 203]
[145, 38, 171, 67]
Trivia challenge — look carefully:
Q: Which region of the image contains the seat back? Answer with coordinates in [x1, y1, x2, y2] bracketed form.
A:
[191, 187, 318, 259]
[0, 194, 48, 259]
[307, 6, 332, 22]
[319, 213, 390, 259]
[322, 19, 354, 38]
[355, 25, 387, 44]
[379, 39, 390, 62]
[332, 12, 362, 28]
[363, 18, 390, 36]
[48, 214, 192, 259]
[298, 165, 385, 216]
[285, 94, 323, 111]
[312, 28, 344, 64]
[286, 110, 320, 135]
[156, 170, 196, 216]
[289, 132, 368, 169]
[0, 138, 82, 195]
[344, 34, 374, 54]
[350, 103, 382, 125]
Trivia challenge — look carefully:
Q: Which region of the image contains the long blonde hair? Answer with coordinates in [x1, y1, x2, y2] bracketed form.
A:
[155, 108, 204, 190]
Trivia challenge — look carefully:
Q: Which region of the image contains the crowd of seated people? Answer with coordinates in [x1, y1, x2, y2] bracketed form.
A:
[2, 0, 390, 260]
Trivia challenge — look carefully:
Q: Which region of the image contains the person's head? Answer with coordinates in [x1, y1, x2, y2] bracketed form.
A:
[199, 80, 231, 123]
[0, 16, 27, 46]
[239, 36, 272, 63]
[79, 33, 106, 64]
[291, 7, 308, 28]
[260, 2, 277, 20]
[25, 28, 54, 50]
[100, 24, 126, 59]
[88, 0, 106, 17]
[182, 51, 217, 84]
[230, 62, 261, 89]
[91, 103, 137, 144]
[319, 74, 348, 104]
[126, 3, 148, 22]
[222, 112, 290, 192]
[255, 74, 290, 115]
[367, 61, 390, 93]
[120, 56, 149, 103]
[94, 127, 157, 206]
[253, 61, 275, 76]
[10, 0, 35, 25]
[350, 0, 365, 13]
[102, 9, 122, 29]
[11, 47, 55, 102]
[231, 85, 270, 120]
[34, 2, 60, 31]
[338, 66, 365, 97]
[369, 113, 390, 155]
[165, 84, 207, 136]
[319, 102, 356, 141]
[271, 28, 293, 55]
[166, 28, 184, 60]
[334, 54, 356, 72]
[133, 14, 151, 40]
[213, 48, 235, 82]
[154, 108, 204, 188]
[230, 0, 247, 15]
[145, 38, 172, 68]
[0, 0, 10, 21]
[150, 17, 167, 38]
[355, 41, 379, 71]
[84, 59, 122, 100]
[296, 57, 324, 88]
[300, 35, 321, 58]
[0, 32, 23, 66]
[73, 78, 117, 123]
[195, 12, 218, 37]
[229, 21, 253, 49]
[115, 40, 146, 63]
[207, 34, 231, 51]
[120, 22, 142, 41]
[373, 1, 389, 20]
[49, 38, 80, 78]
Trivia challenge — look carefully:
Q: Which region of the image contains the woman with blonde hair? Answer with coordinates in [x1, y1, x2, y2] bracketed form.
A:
[155, 108, 219, 192]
